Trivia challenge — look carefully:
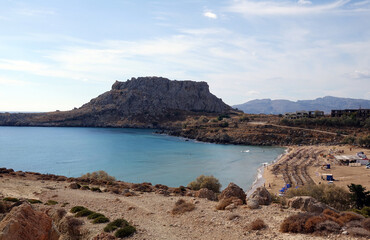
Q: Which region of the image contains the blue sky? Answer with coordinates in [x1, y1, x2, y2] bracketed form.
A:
[0, 0, 369, 111]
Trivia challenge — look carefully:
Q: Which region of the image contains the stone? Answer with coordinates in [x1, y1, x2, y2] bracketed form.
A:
[195, 188, 217, 201]
[69, 182, 80, 189]
[218, 183, 246, 204]
[247, 199, 259, 209]
[0, 202, 60, 240]
[248, 186, 272, 205]
[287, 196, 329, 213]
[92, 232, 116, 240]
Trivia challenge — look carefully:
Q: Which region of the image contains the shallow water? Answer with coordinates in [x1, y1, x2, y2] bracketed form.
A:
[0, 127, 285, 190]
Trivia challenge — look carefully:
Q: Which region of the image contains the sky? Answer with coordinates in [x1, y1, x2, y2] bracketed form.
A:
[0, 0, 369, 111]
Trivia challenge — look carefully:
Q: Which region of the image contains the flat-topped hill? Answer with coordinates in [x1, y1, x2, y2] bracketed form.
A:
[0, 77, 231, 127]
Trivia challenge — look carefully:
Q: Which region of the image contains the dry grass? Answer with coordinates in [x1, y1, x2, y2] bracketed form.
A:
[81, 170, 116, 182]
[249, 219, 267, 230]
[171, 199, 195, 215]
[280, 212, 315, 233]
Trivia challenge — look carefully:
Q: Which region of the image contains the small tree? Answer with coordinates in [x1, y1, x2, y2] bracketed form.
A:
[187, 175, 221, 193]
[348, 184, 370, 209]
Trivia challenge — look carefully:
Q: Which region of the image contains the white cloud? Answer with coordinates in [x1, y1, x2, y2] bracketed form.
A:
[226, 0, 354, 16]
[204, 11, 217, 19]
[351, 0, 370, 7]
[16, 8, 55, 16]
[298, 0, 312, 5]
[0, 76, 30, 86]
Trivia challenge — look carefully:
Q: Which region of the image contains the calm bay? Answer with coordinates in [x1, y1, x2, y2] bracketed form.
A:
[0, 127, 285, 190]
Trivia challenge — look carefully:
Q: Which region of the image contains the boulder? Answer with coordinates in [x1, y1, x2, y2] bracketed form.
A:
[248, 186, 271, 205]
[0, 202, 60, 240]
[218, 183, 246, 204]
[287, 196, 329, 213]
[195, 188, 217, 201]
[247, 199, 259, 209]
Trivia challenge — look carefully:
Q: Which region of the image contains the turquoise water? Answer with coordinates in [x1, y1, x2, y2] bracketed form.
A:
[0, 127, 285, 190]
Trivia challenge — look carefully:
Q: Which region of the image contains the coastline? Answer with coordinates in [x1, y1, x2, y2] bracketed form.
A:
[246, 147, 290, 197]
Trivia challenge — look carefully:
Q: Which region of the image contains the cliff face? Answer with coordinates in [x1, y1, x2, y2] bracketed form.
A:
[0, 77, 231, 127]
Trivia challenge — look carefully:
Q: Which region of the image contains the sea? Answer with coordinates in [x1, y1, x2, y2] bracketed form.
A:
[0, 127, 285, 190]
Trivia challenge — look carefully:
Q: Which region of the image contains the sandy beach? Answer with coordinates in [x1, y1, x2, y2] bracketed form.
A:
[263, 145, 370, 196]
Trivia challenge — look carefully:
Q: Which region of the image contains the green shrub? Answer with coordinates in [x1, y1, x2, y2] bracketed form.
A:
[92, 216, 109, 224]
[187, 175, 221, 193]
[87, 212, 105, 219]
[75, 209, 94, 217]
[104, 219, 129, 232]
[285, 184, 351, 211]
[70, 206, 87, 213]
[3, 197, 19, 202]
[115, 226, 136, 238]
[81, 170, 116, 182]
[45, 200, 58, 205]
[27, 199, 42, 204]
[348, 184, 370, 209]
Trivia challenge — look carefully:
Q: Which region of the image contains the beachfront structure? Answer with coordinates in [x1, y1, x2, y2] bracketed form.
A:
[335, 155, 369, 165]
[284, 110, 324, 119]
[331, 109, 370, 118]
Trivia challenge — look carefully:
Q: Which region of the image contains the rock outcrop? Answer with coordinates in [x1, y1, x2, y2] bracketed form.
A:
[195, 188, 217, 201]
[287, 196, 331, 213]
[248, 186, 272, 205]
[0, 77, 231, 127]
[218, 183, 246, 204]
[0, 203, 60, 240]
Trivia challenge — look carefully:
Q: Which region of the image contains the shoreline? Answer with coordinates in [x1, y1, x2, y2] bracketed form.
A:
[246, 147, 289, 197]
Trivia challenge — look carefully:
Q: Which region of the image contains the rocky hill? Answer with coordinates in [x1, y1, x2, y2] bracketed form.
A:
[234, 96, 370, 114]
[0, 77, 231, 127]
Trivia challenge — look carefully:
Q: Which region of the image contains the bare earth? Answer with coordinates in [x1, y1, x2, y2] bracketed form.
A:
[0, 174, 359, 240]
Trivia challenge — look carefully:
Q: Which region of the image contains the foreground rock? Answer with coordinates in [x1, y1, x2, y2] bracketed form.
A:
[218, 183, 246, 204]
[287, 196, 331, 213]
[0, 202, 59, 240]
[248, 186, 272, 205]
[195, 188, 217, 201]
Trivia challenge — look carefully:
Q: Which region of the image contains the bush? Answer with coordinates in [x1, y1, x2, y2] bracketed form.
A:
[75, 209, 94, 217]
[70, 206, 87, 213]
[81, 185, 90, 190]
[285, 184, 351, 211]
[104, 219, 129, 232]
[59, 216, 84, 237]
[348, 184, 370, 209]
[187, 175, 221, 193]
[3, 197, 19, 202]
[280, 213, 316, 233]
[249, 219, 267, 230]
[171, 199, 195, 215]
[27, 199, 42, 204]
[81, 170, 116, 182]
[93, 216, 110, 224]
[87, 212, 105, 219]
[45, 200, 58, 205]
[314, 220, 341, 233]
[115, 226, 136, 238]
[91, 187, 102, 192]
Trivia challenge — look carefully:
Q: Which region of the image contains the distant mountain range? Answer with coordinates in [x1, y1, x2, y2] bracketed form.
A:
[233, 96, 370, 114]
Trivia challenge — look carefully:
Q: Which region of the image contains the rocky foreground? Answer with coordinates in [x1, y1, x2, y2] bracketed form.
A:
[1, 169, 369, 239]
